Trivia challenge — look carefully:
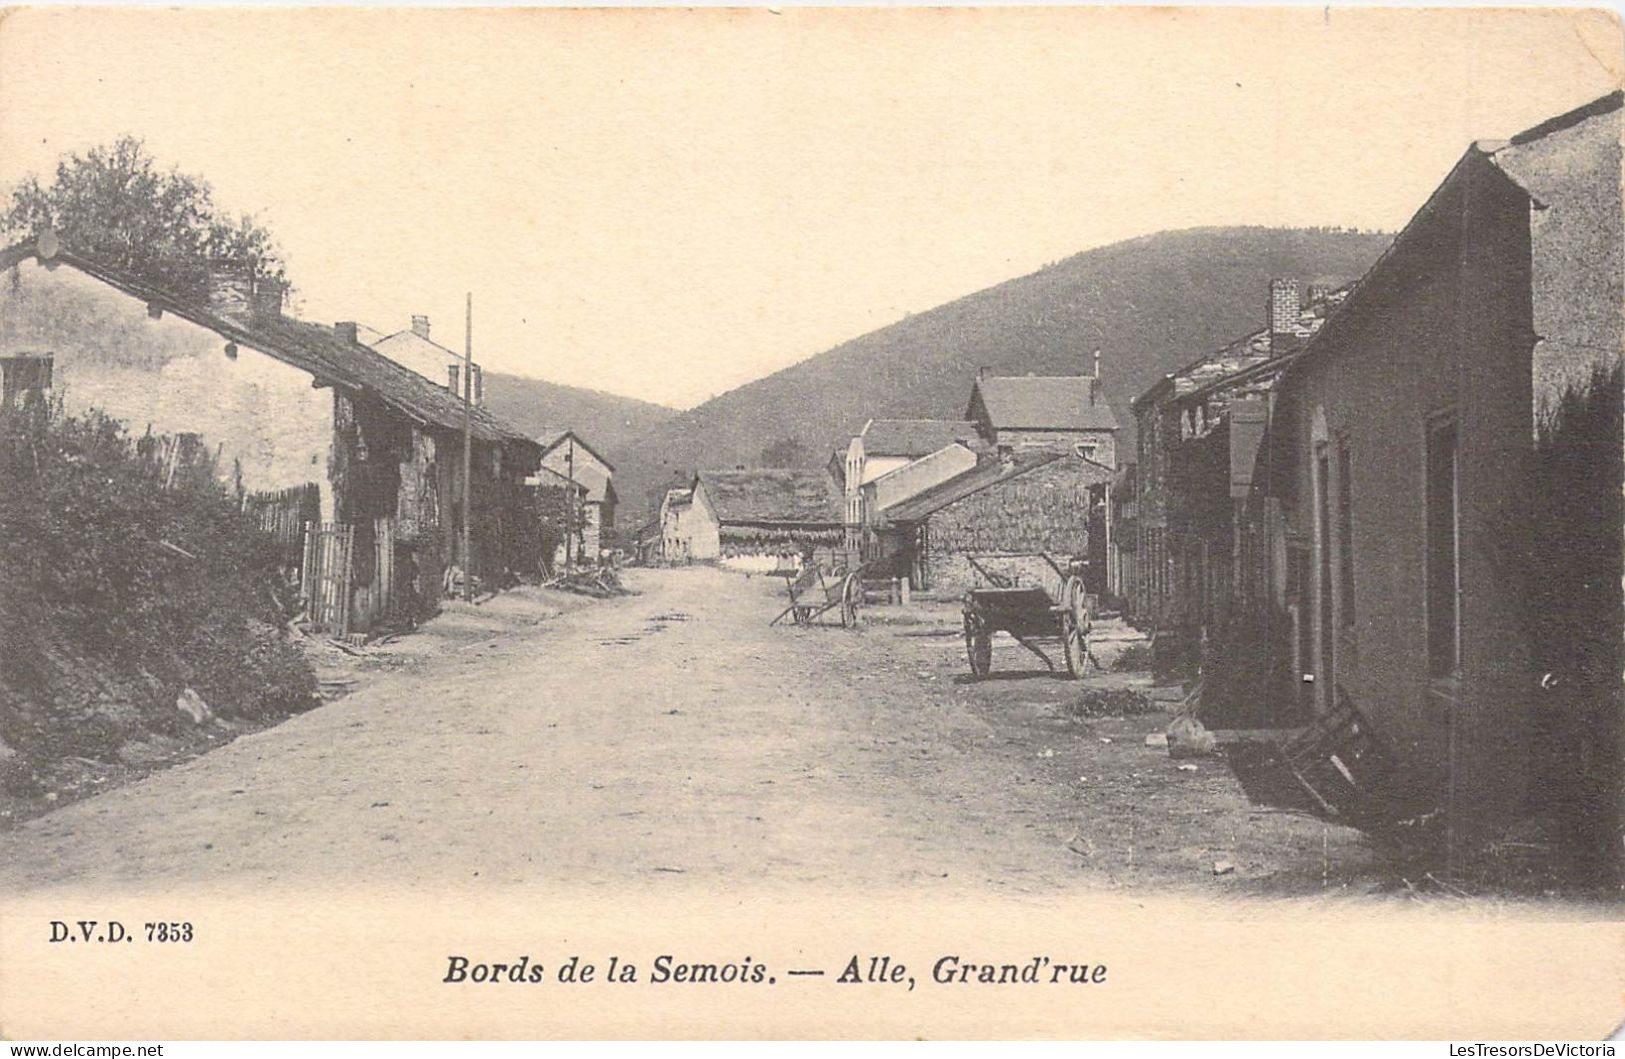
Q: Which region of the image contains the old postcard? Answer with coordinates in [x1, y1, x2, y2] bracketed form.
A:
[0, 4, 1621, 1042]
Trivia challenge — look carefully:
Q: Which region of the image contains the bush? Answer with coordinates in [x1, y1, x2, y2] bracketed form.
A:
[1111, 643, 1152, 672]
[0, 401, 316, 761]
[1063, 686, 1158, 718]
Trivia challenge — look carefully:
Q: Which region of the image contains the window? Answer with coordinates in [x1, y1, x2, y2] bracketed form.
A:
[1, 353, 52, 409]
[1426, 418, 1460, 678]
[1337, 442, 1355, 628]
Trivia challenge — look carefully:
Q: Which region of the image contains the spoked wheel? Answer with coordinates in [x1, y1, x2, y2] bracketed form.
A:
[1064, 574, 1091, 632]
[964, 610, 993, 678]
[1062, 611, 1088, 679]
[840, 572, 862, 628]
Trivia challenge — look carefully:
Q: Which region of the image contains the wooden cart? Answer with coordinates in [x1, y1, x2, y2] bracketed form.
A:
[769, 561, 864, 628]
[961, 552, 1092, 679]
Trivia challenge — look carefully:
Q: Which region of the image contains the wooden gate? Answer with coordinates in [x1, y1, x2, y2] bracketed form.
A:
[301, 522, 354, 635]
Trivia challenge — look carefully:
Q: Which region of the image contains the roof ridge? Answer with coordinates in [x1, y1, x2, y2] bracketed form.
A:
[1508, 90, 1623, 147]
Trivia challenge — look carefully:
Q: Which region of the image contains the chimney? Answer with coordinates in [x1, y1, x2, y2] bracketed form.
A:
[472, 364, 484, 406]
[334, 321, 358, 343]
[447, 363, 460, 393]
[205, 259, 254, 322]
[412, 314, 431, 340]
[1091, 349, 1102, 405]
[1267, 278, 1300, 335]
[1093, 349, 1101, 380]
[252, 276, 285, 320]
[1307, 283, 1331, 308]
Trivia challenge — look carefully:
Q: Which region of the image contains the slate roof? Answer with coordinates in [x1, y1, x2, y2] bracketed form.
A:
[861, 418, 982, 458]
[694, 469, 842, 525]
[969, 375, 1119, 432]
[883, 450, 1113, 523]
[4, 237, 535, 447]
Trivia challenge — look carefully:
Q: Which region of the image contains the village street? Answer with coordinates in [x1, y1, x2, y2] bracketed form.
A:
[0, 567, 1382, 897]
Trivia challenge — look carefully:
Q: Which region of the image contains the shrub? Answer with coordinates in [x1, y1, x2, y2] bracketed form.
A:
[0, 401, 316, 761]
[1063, 686, 1158, 718]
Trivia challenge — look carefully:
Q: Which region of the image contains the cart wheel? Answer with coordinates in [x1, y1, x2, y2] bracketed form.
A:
[964, 612, 992, 678]
[840, 572, 862, 627]
[1062, 611, 1088, 679]
[1064, 574, 1090, 630]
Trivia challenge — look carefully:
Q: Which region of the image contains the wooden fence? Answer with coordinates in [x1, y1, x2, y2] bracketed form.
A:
[301, 522, 354, 635]
[245, 484, 321, 562]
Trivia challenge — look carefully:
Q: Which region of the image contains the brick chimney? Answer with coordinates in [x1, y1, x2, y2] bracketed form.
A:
[251, 277, 285, 320]
[1090, 349, 1102, 405]
[206, 259, 254, 322]
[1268, 278, 1300, 335]
[412, 314, 431, 340]
[334, 321, 358, 343]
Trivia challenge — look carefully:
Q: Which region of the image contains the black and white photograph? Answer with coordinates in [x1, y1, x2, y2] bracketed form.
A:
[0, 4, 1619, 1043]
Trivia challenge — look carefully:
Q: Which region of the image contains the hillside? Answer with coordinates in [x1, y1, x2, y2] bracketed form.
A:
[480, 372, 677, 471]
[616, 226, 1393, 520]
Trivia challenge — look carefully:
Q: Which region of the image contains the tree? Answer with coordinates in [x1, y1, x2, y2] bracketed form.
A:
[2, 136, 286, 294]
[759, 437, 813, 468]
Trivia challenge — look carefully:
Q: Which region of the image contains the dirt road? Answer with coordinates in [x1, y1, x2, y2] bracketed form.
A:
[0, 567, 1382, 895]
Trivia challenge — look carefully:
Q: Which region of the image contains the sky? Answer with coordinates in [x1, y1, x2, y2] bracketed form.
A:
[0, 6, 1618, 409]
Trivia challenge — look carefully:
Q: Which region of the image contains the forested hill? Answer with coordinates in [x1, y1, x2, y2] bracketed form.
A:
[614, 226, 1393, 520]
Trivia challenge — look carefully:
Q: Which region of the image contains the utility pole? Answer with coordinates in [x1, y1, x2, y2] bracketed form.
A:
[462, 292, 474, 602]
[565, 435, 575, 577]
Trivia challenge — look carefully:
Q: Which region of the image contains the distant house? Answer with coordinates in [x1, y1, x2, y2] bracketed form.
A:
[657, 486, 693, 563]
[0, 236, 543, 635]
[367, 314, 484, 404]
[875, 449, 1113, 594]
[838, 418, 982, 547]
[537, 428, 617, 559]
[524, 465, 589, 571]
[1127, 280, 1350, 633]
[965, 362, 1119, 468]
[676, 469, 843, 570]
[1211, 93, 1622, 870]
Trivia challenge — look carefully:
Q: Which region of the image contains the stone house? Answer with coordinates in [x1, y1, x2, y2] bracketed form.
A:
[837, 418, 981, 547]
[1127, 279, 1350, 635]
[1222, 93, 1623, 872]
[0, 234, 543, 634]
[537, 429, 617, 560]
[677, 469, 843, 570]
[367, 314, 484, 403]
[874, 449, 1113, 594]
[965, 362, 1119, 468]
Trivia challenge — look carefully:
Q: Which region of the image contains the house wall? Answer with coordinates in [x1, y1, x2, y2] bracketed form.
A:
[541, 439, 614, 552]
[0, 260, 333, 516]
[910, 457, 1100, 595]
[1268, 154, 1537, 839]
[861, 455, 913, 483]
[863, 444, 977, 516]
[992, 427, 1116, 468]
[371, 330, 476, 392]
[681, 484, 722, 560]
[660, 501, 690, 561]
